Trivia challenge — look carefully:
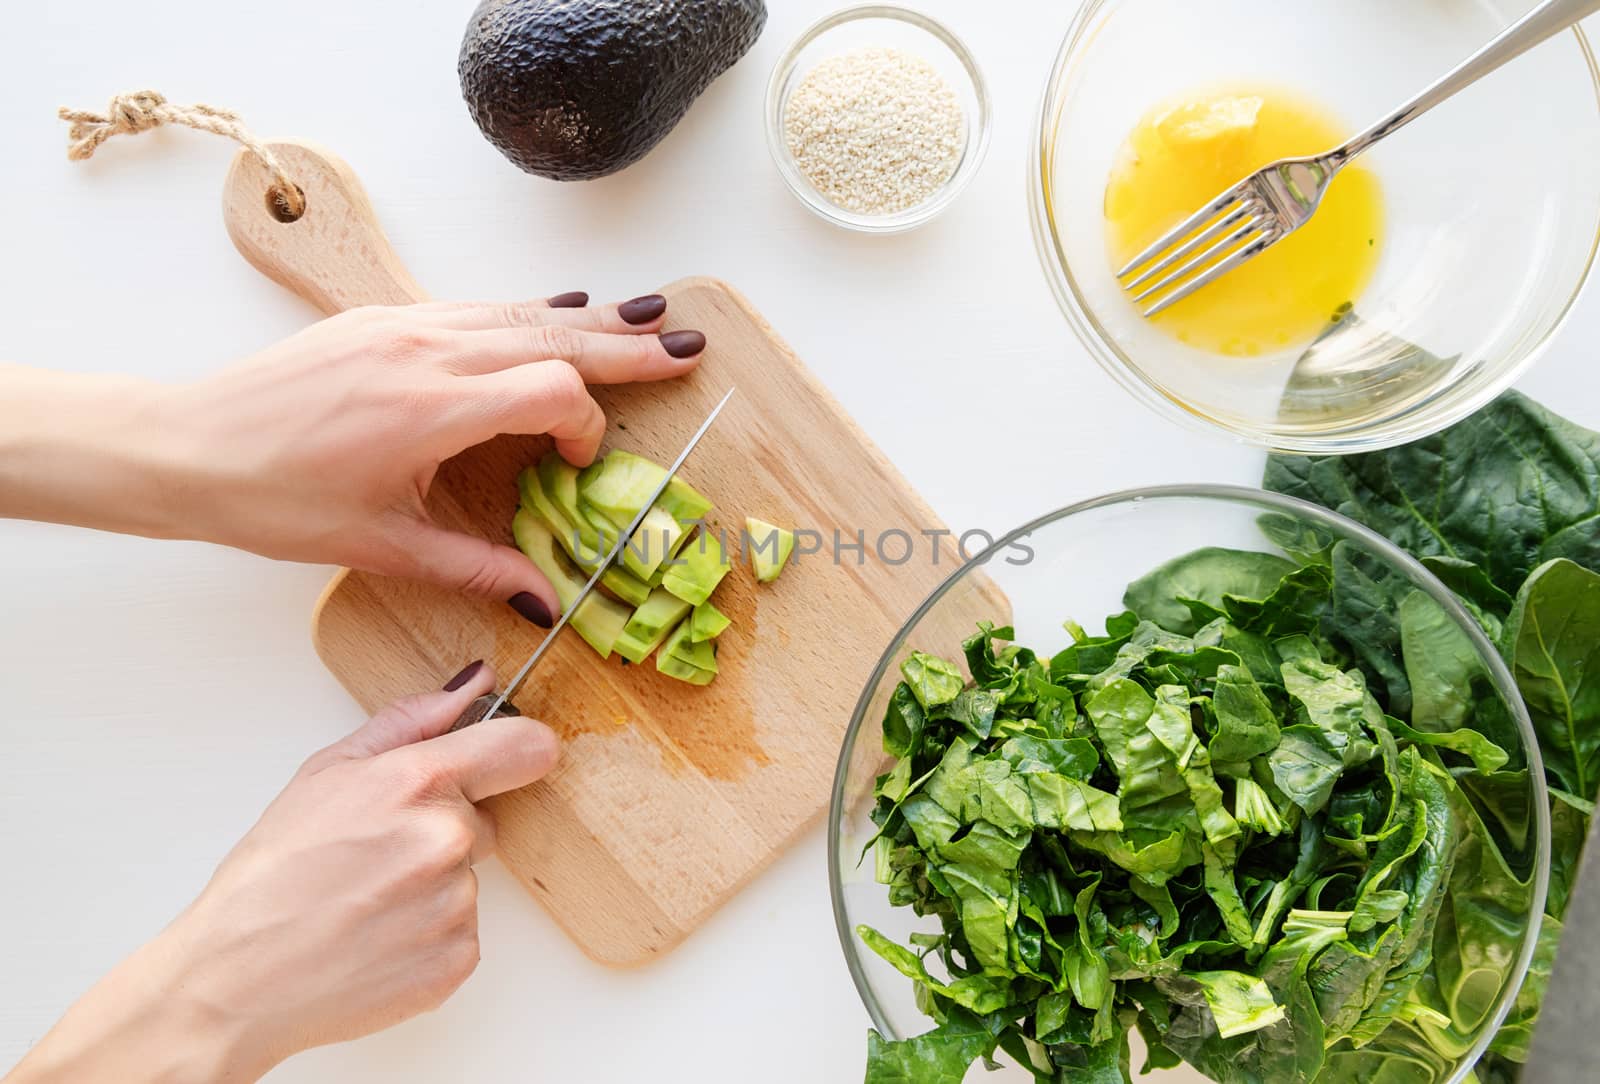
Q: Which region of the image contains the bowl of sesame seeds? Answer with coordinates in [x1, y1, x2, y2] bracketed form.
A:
[765, 4, 990, 233]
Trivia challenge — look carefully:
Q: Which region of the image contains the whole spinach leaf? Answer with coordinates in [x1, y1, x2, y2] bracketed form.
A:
[1502, 559, 1600, 799]
[1264, 392, 1600, 600]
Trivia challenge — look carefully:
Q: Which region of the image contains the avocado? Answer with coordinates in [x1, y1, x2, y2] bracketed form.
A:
[580, 451, 713, 529]
[517, 467, 651, 606]
[615, 587, 694, 664]
[662, 529, 730, 607]
[537, 453, 607, 554]
[657, 617, 718, 685]
[459, 0, 768, 181]
[745, 517, 795, 583]
[688, 600, 730, 642]
[511, 509, 632, 657]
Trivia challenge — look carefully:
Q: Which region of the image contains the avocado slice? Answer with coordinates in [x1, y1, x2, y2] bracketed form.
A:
[517, 467, 651, 607]
[580, 450, 713, 529]
[662, 529, 731, 606]
[537, 453, 608, 554]
[614, 587, 693, 664]
[582, 500, 683, 582]
[459, 0, 769, 181]
[511, 509, 631, 658]
[745, 517, 795, 583]
[656, 617, 718, 685]
[689, 601, 730, 642]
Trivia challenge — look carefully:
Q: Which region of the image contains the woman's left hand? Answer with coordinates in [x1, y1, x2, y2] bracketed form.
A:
[0, 292, 703, 625]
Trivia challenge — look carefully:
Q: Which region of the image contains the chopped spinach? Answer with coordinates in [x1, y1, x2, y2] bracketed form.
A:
[860, 548, 1530, 1083]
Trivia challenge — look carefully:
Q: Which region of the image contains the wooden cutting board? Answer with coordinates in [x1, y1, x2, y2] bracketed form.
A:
[221, 141, 1005, 965]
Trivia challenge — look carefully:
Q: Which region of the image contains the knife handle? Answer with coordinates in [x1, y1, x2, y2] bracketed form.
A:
[448, 693, 522, 733]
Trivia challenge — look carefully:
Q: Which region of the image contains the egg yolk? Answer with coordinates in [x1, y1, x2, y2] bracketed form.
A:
[1105, 89, 1384, 358]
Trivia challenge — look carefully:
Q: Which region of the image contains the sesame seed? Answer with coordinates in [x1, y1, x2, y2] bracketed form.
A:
[783, 47, 966, 217]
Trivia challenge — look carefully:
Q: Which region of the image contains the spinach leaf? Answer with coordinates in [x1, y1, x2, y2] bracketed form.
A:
[1502, 558, 1600, 799]
[1398, 589, 1485, 734]
[1548, 788, 1595, 917]
[901, 652, 964, 711]
[864, 1007, 998, 1084]
[1210, 664, 1283, 762]
[880, 683, 926, 759]
[1188, 970, 1286, 1038]
[1123, 547, 1299, 636]
[1264, 391, 1600, 599]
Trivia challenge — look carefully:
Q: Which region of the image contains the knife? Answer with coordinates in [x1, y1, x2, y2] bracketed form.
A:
[450, 388, 736, 731]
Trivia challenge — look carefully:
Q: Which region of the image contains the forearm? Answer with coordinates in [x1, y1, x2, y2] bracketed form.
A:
[5, 930, 268, 1084]
[0, 364, 194, 539]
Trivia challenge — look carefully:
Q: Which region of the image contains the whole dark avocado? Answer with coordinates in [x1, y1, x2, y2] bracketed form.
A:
[459, 0, 768, 181]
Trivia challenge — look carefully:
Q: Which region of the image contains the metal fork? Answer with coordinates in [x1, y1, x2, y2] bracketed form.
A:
[1119, 0, 1600, 317]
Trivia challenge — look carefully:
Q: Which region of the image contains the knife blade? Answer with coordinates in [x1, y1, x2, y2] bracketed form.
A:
[451, 388, 736, 731]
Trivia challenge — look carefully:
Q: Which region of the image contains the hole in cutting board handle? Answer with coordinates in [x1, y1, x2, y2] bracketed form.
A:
[266, 183, 307, 223]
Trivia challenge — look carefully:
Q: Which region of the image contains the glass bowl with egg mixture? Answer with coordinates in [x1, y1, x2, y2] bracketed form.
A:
[1031, 0, 1600, 452]
[766, 4, 991, 233]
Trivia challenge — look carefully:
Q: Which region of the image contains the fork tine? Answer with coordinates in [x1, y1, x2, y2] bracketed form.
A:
[1144, 231, 1279, 317]
[1124, 204, 1252, 291]
[1115, 184, 1249, 278]
[1131, 218, 1269, 305]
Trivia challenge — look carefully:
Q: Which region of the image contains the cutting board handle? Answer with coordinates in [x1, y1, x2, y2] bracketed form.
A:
[222, 139, 426, 314]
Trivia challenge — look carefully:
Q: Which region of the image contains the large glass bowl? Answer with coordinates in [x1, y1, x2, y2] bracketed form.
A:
[829, 486, 1549, 1083]
[1030, 0, 1600, 451]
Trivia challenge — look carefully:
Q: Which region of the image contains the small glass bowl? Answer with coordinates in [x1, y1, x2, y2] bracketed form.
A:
[1030, 0, 1600, 452]
[765, 3, 991, 233]
[830, 485, 1550, 1082]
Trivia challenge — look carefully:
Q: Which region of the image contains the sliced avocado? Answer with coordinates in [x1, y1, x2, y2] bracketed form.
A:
[665, 618, 718, 672]
[620, 504, 685, 582]
[511, 509, 630, 658]
[578, 500, 682, 583]
[537, 453, 608, 554]
[580, 450, 713, 529]
[662, 530, 731, 606]
[656, 617, 718, 685]
[518, 467, 651, 606]
[745, 517, 796, 583]
[689, 601, 730, 642]
[615, 588, 693, 664]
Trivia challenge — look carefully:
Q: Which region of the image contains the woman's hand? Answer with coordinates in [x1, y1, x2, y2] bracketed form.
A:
[0, 292, 704, 625]
[5, 662, 550, 1083]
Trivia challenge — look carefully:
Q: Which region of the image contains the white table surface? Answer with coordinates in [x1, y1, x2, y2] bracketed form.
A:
[3, 2, 1598, 1081]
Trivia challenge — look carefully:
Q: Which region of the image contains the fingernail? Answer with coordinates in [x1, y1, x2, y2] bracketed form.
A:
[548, 291, 589, 308]
[509, 592, 555, 628]
[444, 659, 485, 692]
[618, 294, 667, 325]
[659, 330, 706, 358]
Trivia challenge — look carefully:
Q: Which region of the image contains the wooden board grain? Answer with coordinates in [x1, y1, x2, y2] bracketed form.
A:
[224, 141, 1007, 965]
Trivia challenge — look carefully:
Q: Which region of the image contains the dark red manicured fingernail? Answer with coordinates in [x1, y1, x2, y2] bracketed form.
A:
[618, 294, 667, 325]
[659, 330, 706, 358]
[509, 592, 554, 628]
[444, 659, 485, 692]
[548, 291, 589, 308]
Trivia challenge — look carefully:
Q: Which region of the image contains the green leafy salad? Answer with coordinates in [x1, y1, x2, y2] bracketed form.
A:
[860, 393, 1600, 1084]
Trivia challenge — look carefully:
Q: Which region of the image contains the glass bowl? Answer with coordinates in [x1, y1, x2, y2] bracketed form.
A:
[829, 485, 1549, 1083]
[765, 3, 991, 233]
[1030, 0, 1600, 451]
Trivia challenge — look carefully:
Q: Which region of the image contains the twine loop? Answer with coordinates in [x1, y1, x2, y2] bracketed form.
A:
[58, 90, 306, 219]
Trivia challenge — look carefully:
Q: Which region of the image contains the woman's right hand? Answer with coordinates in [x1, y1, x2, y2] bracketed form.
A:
[4, 662, 553, 1083]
